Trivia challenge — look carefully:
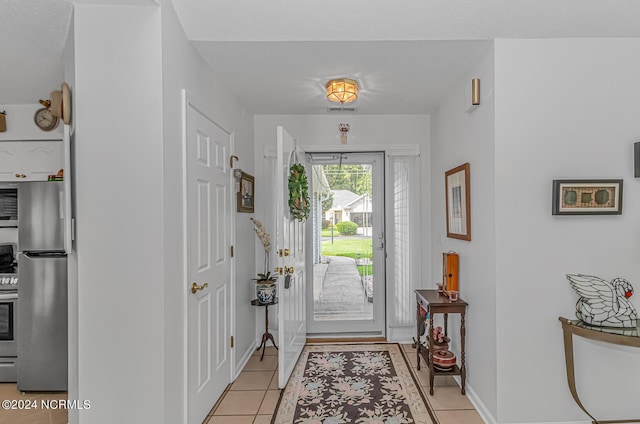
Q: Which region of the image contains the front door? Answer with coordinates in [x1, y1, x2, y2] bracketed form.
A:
[185, 98, 232, 423]
[306, 152, 386, 336]
[276, 126, 307, 388]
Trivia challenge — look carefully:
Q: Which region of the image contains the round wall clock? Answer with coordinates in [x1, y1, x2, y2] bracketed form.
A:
[34, 107, 60, 131]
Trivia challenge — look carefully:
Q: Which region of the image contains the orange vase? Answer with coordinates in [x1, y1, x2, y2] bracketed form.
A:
[442, 252, 459, 295]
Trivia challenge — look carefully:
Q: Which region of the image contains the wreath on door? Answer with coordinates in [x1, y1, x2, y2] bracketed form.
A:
[288, 163, 310, 221]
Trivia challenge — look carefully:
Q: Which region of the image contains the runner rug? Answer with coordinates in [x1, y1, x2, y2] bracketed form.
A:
[271, 344, 435, 424]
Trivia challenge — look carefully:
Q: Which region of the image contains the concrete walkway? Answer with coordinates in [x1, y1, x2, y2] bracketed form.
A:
[313, 256, 373, 321]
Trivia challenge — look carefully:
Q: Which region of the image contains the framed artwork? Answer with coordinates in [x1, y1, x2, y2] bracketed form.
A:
[552, 179, 623, 215]
[445, 163, 471, 241]
[237, 172, 255, 213]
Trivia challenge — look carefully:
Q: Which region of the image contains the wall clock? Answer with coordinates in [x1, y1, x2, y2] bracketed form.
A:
[34, 107, 60, 131]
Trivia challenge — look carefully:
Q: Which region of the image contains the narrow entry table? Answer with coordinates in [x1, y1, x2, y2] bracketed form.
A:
[251, 299, 279, 360]
[415, 289, 468, 395]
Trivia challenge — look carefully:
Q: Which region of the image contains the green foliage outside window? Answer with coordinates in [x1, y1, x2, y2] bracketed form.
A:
[336, 220, 358, 235]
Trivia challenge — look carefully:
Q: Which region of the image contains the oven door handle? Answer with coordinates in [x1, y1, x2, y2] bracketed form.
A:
[0, 292, 17, 300]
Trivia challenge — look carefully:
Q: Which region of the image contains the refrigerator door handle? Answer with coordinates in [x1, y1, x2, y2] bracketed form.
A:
[59, 191, 65, 220]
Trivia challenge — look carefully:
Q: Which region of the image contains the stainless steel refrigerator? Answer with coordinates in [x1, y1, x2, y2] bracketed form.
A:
[17, 181, 67, 391]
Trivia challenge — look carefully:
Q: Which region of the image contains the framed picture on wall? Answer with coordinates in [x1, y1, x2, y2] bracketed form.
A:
[445, 163, 471, 241]
[237, 172, 255, 213]
[552, 179, 623, 215]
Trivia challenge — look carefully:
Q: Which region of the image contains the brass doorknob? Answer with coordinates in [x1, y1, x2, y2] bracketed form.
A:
[284, 249, 290, 257]
[191, 282, 209, 294]
[286, 266, 294, 274]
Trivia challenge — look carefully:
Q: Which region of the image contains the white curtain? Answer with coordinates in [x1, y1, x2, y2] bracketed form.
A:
[387, 155, 421, 328]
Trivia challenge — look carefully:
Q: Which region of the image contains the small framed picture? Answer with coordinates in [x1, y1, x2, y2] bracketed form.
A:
[552, 179, 623, 215]
[237, 172, 255, 213]
[445, 163, 471, 241]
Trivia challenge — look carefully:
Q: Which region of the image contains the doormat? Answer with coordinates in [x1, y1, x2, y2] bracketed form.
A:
[271, 344, 436, 424]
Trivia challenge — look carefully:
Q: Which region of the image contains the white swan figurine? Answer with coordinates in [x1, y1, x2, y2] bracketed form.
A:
[566, 274, 637, 328]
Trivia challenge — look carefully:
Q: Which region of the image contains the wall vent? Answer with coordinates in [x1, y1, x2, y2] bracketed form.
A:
[327, 107, 357, 113]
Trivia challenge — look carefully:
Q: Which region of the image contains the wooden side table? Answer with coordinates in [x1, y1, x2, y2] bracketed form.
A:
[251, 299, 279, 360]
[415, 289, 468, 395]
[558, 317, 640, 424]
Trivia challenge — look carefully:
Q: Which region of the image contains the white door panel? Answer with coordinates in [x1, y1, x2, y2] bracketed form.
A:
[276, 126, 307, 389]
[186, 100, 231, 424]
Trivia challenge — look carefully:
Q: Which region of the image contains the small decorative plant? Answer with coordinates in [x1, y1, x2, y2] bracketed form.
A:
[432, 326, 450, 345]
[250, 218, 277, 283]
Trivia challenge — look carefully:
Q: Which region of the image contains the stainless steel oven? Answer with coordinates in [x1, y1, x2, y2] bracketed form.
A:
[0, 183, 18, 228]
[0, 288, 17, 382]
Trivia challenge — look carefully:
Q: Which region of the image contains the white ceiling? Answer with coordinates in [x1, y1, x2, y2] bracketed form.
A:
[193, 40, 492, 114]
[3, 0, 640, 114]
[0, 0, 72, 105]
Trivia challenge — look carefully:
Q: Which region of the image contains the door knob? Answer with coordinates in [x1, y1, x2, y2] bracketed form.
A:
[191, 282, 209, 294]
[286, 266, 294, 274]
[278, 249, 291, 257]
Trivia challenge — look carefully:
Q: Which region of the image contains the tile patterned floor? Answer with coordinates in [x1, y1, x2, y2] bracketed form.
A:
[0, 383, 68, 424]
[205, 343, 485, 424]
[0, 343, 484, 423]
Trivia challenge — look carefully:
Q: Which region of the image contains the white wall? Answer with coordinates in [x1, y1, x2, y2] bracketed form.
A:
[72, 4, 165, 423]
[430, 45, 497, 420]
[0, 105, 63, 141]
[495, 39, 640, 423]
[254, 114, 430, 341]
[159, 0, 256, 422]
[62, 11, 78, 423]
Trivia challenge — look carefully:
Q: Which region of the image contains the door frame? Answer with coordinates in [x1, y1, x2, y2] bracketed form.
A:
[181, 90, 236, 423]
[305, 151, 386, 336]
[265, 144, 419, 340]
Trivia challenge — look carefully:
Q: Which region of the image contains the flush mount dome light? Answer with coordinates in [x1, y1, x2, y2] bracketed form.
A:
[326, 78, 358, 104]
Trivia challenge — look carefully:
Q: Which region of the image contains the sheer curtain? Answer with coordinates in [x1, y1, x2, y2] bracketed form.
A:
[387, 155, 421, 328]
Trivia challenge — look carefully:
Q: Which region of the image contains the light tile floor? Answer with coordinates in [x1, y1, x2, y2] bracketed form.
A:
[0, 383, 68, 424]
[0, 343, 484, 423]
[205, 343, 485, 424]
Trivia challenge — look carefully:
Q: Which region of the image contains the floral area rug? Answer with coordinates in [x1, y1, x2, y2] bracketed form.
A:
[272, 344, 436, 424]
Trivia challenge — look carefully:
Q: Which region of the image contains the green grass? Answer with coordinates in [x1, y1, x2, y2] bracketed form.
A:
[321, 228, 340, 237]
[321, 237, 373, 276]
[357, 265, 373, 275]
[321, 238, 372, 256]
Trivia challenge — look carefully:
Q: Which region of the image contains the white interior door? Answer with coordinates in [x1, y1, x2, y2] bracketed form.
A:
[186, 99, 232, 423]
[276, 126, 307, 388]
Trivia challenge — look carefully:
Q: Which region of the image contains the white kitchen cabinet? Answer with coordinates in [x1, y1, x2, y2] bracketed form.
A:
[0, 141, 63, 181]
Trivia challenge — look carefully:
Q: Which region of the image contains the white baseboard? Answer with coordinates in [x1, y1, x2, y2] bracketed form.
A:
[455, 376, 590, 424]
[233, 339, 257, 380]
[453, 376, 497, 424]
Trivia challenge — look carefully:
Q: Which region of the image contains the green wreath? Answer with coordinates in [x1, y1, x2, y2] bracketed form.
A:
[288, 163, 310, 221]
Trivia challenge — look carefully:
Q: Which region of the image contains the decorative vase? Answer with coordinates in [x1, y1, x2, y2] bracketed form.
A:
[256, 282, 276, 304]
[428, 336, 450, 352]
[432, 349, 456, 371]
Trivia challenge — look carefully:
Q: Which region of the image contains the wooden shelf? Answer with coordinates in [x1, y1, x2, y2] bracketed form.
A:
[417, 346, 461, 376]
[415, 289, 467, 395]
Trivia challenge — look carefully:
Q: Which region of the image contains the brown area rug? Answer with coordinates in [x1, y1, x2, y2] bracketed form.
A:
[272, 344, 436, 424]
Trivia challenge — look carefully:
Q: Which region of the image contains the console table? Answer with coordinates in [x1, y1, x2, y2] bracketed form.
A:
[251, 298, 279, 360]
[415, 289, 468, 395]
[558, 317, 640, 424]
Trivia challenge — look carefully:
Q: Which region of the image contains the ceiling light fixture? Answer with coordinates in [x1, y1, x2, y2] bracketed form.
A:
[326, 78, 359, 104]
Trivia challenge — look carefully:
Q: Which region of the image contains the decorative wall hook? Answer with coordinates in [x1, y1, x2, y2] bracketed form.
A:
[338, 123, 350, 144]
